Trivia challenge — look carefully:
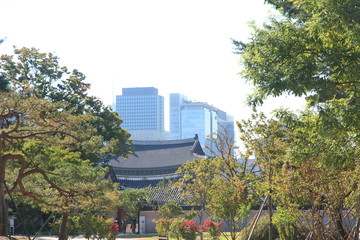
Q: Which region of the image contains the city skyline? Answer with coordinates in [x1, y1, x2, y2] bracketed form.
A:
[0, 0, 306, 134]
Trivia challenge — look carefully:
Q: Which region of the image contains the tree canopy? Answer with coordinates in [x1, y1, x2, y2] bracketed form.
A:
[234, 0, 359, 107]
[1, 47, 131, 162]
[0, 46, 131, 238]
[234, 0, 359, 238]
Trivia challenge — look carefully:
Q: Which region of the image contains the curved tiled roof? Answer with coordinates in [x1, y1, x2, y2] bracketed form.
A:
[119, 178, 171, 189]
[109, 136, 206, 172]
[118, 177, 184, 205]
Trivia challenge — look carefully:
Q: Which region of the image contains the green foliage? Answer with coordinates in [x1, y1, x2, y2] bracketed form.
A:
[0, 47, 131, 162]
[234, 0, 359, 238]
[154, 201, 184, 237]
[175, 158, 219, 210]
[176, 130, 259, 240]
[153, 218, 172, 236]
[154, 217, 202, 240]
[0, 46, 130, 236]
[236, 0, 359, 107]
[0, 75, 9, 91]
[168, 218, 184, 240]
[239, 215, 279, 240]
[168, 218, 198, 240]
[238, 110, 360, 238]
[158, 201, 184, 219]
[272, 206, 298, 240]
[66, 215, 118, 240]
[118, 189, 147, 219]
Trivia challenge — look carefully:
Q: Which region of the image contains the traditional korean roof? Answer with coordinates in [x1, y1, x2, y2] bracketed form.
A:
[118, 176, 183, 205]
[109, 135, 206, 176]
[108, 135, 206, 208]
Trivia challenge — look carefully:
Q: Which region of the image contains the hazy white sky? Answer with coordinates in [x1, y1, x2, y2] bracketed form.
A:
[0, 0, 305, 131]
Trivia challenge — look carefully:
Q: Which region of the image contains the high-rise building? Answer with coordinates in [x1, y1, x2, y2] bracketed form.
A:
[116, 87, 165, 140]
[169, 93, 235, 156]
[169, 93, 188, 140]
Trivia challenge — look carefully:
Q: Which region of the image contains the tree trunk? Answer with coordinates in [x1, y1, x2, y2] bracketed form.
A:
[198, 209, 204, 240]
[0, 157, 7, 236]
[268, 195, 273, 240]
[334, 210, 346, 239]
[58, 211, 69, 240]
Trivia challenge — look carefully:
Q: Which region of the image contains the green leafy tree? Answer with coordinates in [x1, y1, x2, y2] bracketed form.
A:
[207, 131, 257, 240]
[153, 200, 185, 237]
[235, 0, 359, 238]
[238, 110, 360, 239]
[176, 158, 218, 218]
[176, 131, 257, 240]
[0, 47, 131, 238]
[237, 112, 302, 239]
[234, 0, 360, 158]
[274, 109, 359, 239]
[235, 0, 359, 107]
[0, 91, 93, 236]
[175, 157, 218, 240]
[0, 47, 131, 162]
[118, 188, 148, 233]
[158, 200, 184, 219]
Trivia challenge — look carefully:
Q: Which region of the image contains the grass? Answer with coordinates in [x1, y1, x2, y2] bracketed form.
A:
[116, 232, 233, 239]
[4, 232, 234, 240]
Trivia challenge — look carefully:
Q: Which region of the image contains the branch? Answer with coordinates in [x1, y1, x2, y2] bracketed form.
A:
[2, 154, 27, 192]
[0, 111, 19, 121]
[8, 130, 80, 142]
[0, 111, 21, 135]
[17, 180, 62, 208]
[18, 168, 74, 196]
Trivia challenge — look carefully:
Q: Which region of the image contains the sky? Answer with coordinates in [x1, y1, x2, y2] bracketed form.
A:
[0, 0, 305, 132]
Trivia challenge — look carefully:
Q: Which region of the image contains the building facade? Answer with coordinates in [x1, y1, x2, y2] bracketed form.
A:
[169, 93, 188, 140]
[169, 93, 235, 156]
[116, 87, 165, 140]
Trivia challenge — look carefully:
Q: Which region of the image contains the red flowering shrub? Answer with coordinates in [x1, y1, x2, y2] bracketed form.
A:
[182, 220, 199, 233]
[107, 222, 119, 240]
[200, 219, 223, 240]
[155, 218, 223, 240]
[178, 219, 199, 240]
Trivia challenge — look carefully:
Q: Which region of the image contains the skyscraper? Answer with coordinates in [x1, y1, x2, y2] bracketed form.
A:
[116, 87, 165, 140]
[169, 93, 188, 140]
[169, 93, 235, 156]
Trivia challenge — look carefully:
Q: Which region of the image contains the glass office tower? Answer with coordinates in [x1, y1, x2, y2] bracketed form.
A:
[116, 87, 165, 140]
[169, 93, 234, 156]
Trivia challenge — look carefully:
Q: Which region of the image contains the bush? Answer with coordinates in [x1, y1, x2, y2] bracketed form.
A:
[154, 218, 200, 240]
[153, 218, 172, 236]
[239, 213, 308, 240]
[178, 219, 198, 240]
[239, 214, 279, 240]
[168, 218, 185, 240]
[67, 215, 118, 240]
[200, 219, 223, 240]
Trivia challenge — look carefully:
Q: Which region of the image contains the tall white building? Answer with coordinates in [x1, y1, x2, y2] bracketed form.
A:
[116, 87, 166, 140]
[169, 93, 235, 156]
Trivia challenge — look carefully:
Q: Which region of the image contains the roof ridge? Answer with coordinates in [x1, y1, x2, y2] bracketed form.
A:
[132, 136, 196, 145]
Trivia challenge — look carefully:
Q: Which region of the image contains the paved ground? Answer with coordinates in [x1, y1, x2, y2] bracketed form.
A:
[1, 235, 155, 240]
[36, 237, 146, 240]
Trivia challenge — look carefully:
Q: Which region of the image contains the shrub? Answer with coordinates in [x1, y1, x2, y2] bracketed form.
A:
[178, 219, 199, 240]
[168, 218, 185, 240]
[239, 214, 279, 240]
[154, 218, 200, 240]
[200, 219, 223, 240]
[68, 215, 118, 240]
[153, 218, 172, 236]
